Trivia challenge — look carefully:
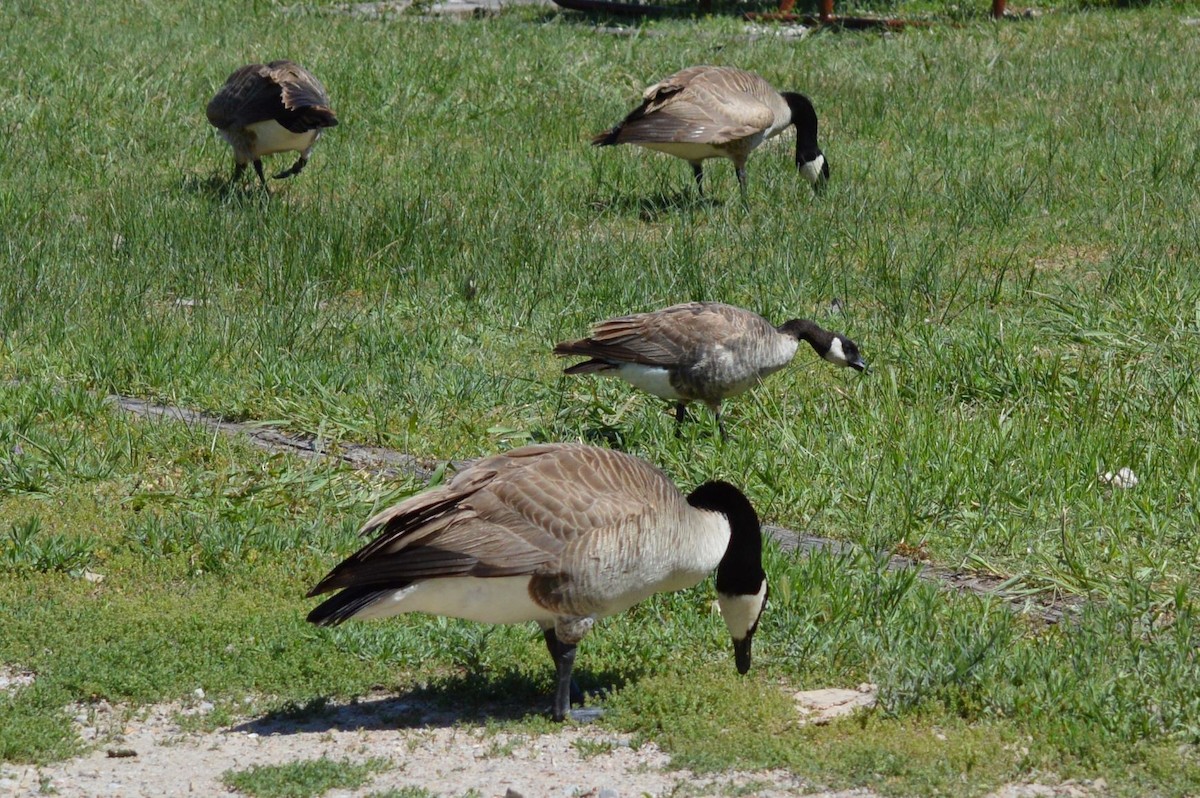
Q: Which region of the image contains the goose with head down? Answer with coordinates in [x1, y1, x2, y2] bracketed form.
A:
[593, 65, 829, 200]
[307, 442, 768, 722]
[207, 60, 338, 190]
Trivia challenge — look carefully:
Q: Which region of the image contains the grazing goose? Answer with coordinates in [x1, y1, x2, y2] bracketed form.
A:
[554, 302, 866, 440]
[592, 66, 829, 200]
[307, 443, 768, 722]
[206, 60, 338, 190]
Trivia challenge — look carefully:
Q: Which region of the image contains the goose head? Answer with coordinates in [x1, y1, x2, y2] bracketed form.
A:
[824, 333, 867, 372]
[687, 480, 768, 675]
[778, 319, 867, 372]
[782, 92, 829, 193]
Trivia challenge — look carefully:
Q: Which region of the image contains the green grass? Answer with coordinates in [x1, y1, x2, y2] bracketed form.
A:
[222, 756, 390, 798]
[3, 0, 1200, 794]
[365, 789, 441, 798]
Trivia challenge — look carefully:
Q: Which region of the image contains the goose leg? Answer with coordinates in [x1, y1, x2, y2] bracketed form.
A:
[273, 155, 308, 180]
[714, 407, 728, 442]
[735, 165, 749, 205]
[552, 642, 577, 722]
[674, 402, 690, 437]
[691, 163, 704, 197]
[232, 162, 247, 184]
[252, 159, 268, 191]
[542, 629, 581, 721]
[542, 628, 584, 707]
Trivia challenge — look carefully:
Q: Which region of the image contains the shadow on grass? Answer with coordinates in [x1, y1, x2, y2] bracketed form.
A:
[580, 424, 626, 449]
[589, 189, 724, 221]
[231, 667, 631, 734]
[179, 172, 271, 204]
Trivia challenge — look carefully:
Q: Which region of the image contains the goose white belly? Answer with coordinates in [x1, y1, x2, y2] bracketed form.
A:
[639, 142, 730, 162]
[245, 120, 317, 157]
[353, 576, 557, 625]
[614, 363, 683, 401]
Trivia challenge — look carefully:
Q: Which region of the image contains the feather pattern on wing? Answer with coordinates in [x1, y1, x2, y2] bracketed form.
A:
[306, 444, 682, 600]
[206, 60, 337, 133]
[597, 67, 784, 147]
[553, 302, 776, 368]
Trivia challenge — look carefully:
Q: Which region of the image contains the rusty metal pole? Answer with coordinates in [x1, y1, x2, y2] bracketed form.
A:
[991, 0, 1006, 18]
[820, 0, 833, 22]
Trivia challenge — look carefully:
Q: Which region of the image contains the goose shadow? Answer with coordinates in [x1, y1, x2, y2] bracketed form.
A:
[179, 172, 271, 203]
[229, 667, 631, 735]
[588, 190, 723, 221]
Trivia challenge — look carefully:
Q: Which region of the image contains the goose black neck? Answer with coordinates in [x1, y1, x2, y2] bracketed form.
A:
[777, 318, 832, 356]
[781, 91, 821, 162]
[687, 480, 765, 597]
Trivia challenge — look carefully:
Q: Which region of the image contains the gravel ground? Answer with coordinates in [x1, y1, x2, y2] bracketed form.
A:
[0, 684, 1109, 797]
[0, 692, 880, 798]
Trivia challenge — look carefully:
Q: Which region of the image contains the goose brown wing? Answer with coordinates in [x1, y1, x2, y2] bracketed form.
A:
[206, 61, 336, 132]
[207, 64, 283, 130]
[554, 302, 755, 367]
[611, 67, 774, 145]
[265, 61, 329, 108]
[307, 444, 676, 595]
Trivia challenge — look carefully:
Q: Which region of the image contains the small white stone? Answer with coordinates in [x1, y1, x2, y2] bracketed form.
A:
[193, 688, 205, 699]
[1099, 467, 1139, 489]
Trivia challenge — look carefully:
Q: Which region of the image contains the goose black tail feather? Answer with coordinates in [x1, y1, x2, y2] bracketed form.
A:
[281, 107, 339, 134]
[307, 586, 395, 627]
[561, 359, 615, 375]
[591, 126, 621, 147]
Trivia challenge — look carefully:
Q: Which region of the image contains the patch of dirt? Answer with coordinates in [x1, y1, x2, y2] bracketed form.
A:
[0, 666, 35, 697]
[0, 696, 879, 798]
[984, 781, 1107, 798]
[1031, 244, 1109, 275]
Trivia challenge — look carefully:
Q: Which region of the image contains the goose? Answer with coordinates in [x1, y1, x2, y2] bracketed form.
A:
[306, 442, 767, 723]
[206, 60, 338, 190]
[592, 66, 829, 200]
[553, 302, 866, 440]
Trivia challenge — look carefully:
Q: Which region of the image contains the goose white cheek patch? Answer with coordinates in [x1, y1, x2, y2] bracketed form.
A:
[800, 155, 826, 186]
[824, 336, 847, 367]
[718, 580, 768, 640]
